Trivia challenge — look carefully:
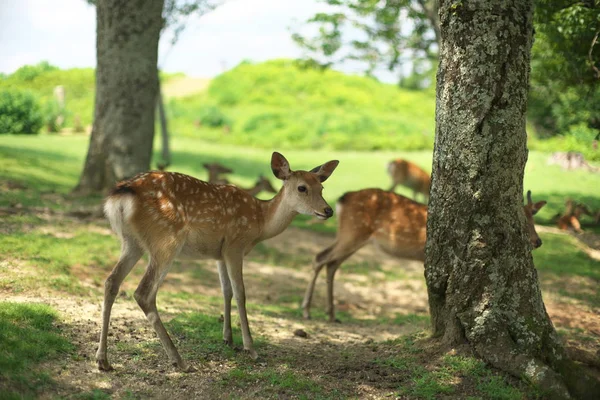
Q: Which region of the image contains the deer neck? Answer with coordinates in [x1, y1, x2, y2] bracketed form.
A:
[246, 183, 260, 197]
[259, 187, 297, 240]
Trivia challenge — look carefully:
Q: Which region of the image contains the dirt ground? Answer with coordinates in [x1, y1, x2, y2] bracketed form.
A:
[3, 219, 600, 399]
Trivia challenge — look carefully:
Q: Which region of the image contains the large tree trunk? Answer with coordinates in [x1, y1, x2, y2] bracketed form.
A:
[425, 1, 599, 399]
[75, 0, 164, 194]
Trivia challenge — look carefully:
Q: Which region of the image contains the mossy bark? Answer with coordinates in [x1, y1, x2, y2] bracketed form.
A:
[425, 1, 600, 398]
[75, 0, 164, 194]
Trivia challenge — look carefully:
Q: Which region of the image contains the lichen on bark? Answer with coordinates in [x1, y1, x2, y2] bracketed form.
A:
[425, 1, 600, 398]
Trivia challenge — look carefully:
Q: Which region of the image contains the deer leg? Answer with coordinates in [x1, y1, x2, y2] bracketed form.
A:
[302, 260, 327, 320]
[96, 236, 143, 371]
[389, 183, 397, 192]
[326, 261, 343, 323]
[217, 260, 233, 346]
[134, 253, 192, 371]
[223, 252, 257, 360]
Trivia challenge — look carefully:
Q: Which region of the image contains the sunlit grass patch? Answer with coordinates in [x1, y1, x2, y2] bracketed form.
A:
[0, 302, 73, 399]
[219, 366, 337, 400]
[534, 233, 600, 307]
[0, 220, 119, 295]
[166, 312, 266, 360]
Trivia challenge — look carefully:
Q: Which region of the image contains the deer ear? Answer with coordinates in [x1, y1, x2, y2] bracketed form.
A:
[271, 152, 292, 180]
[532, 201, 547, 215]
[310, 160, 339, 182]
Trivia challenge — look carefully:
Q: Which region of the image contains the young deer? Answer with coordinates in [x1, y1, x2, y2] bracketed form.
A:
[387, 159, 431, 203]
[302, 189, 546, 322]
[557, 199, 592, 233]
[97, 153, 339, 371]
[242, 175, 277, 197]
[203, 162, 233, 184]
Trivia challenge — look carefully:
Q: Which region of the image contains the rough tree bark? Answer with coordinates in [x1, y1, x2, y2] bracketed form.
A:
[75, 0, 164, 194]
[425, 1, 600, 399]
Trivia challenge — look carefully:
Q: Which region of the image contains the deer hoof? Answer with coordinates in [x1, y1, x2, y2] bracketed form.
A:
[244, 349, 259, 360]
[173, 361, 196, 373]
[97, 359, 113, 372]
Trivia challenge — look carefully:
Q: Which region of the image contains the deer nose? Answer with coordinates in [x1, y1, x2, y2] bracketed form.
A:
[324, 207, 333, 218]
[535, 238, 542, 248]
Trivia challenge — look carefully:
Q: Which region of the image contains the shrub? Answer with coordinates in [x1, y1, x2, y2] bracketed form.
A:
[42, 100, 69, 133]
[0, 90, 43, 134]
[198, 105, 230, 128]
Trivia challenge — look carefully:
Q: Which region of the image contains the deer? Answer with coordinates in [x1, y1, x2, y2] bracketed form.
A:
[242, 175, 277, 197]
[387, 159, 431, 203]
[302, 189, 547, 322]
[557, 199, 593, 233]
[203, 162, 233, 184]
[97, 152, 339, 371]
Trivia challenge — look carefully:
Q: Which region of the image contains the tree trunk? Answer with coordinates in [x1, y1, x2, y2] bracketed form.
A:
[425, 1, 600, 399]
[75, 0, 164, 194]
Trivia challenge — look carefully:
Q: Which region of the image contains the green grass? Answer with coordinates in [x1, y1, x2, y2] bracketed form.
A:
[0, 302, 73, 399]
[374, 338, 536, 400]
[3, 134, 600, 220]
[219, 366, 336, 400]
[0, 216, 119, 294]
[0, 134, 598, 399]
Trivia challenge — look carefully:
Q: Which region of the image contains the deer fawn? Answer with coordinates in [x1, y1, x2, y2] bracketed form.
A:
[557, 199, 592, 233]
[243, 175, 277, 197]
[203, 162, 233, 184]
[388, 159, 431, 202]
[97, 152, 339, 371]
[302, 189, 546, 322]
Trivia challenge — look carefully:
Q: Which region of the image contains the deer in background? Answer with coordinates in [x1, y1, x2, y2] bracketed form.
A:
[557, 199, 593, 233]
[97, 153, 339, 371]
[242, 175, 277, 197]
[203, 162, 233, 184]
[387, 159, 431, 203]
[302, 189, 547, 322]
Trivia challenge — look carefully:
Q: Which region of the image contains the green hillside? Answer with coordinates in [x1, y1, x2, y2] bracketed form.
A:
[167, 59, 436, 151]
[0, 63, 95, 128]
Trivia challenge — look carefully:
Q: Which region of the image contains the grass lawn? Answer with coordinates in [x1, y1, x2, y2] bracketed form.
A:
[1, 133, 599, 399]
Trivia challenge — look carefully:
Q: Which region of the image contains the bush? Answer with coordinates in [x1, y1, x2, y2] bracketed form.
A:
[198, 105, 230, 128]
[42, 100, 69, 133]
[0, 90, 43, 134]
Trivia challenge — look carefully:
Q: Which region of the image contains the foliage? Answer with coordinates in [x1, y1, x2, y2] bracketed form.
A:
[0, 89, 43, 134]
[529, 0, 600, 137]
[292, 0, 439, 81]
[197, 104, 230, 127]
[168, 59, 436, 151]
[0, 302, 73, 398]
[0, 62, 95, 130]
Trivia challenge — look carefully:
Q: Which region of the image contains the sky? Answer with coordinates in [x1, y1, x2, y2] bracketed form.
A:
[0, 0, 379, 79]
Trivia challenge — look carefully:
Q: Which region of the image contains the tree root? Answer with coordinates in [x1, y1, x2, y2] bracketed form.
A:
[566, 346, 600, 370]
[474, 338, 600, 400]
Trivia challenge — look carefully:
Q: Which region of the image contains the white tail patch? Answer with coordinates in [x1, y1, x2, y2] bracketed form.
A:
[104, 195, 136, 239]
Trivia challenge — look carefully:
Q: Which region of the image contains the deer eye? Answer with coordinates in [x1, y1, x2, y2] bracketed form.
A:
[298, 185, 307, 193]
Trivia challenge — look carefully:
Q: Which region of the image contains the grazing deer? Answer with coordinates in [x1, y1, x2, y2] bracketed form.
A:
[97, 153, 339, 371]
[387, 159, 431, 202]
[302, 189, 547, 322]
[557, 199, 592, 233]
[242, 175, 277, 197]
[203, 162, 233, 184]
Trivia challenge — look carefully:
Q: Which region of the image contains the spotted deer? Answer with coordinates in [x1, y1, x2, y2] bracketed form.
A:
[302, 189, 547, 322]
[387, 159, 431, 202]
[97, 152, 339, 371]
[242, 175, 277, 197]
[203, 162, 233, 184]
